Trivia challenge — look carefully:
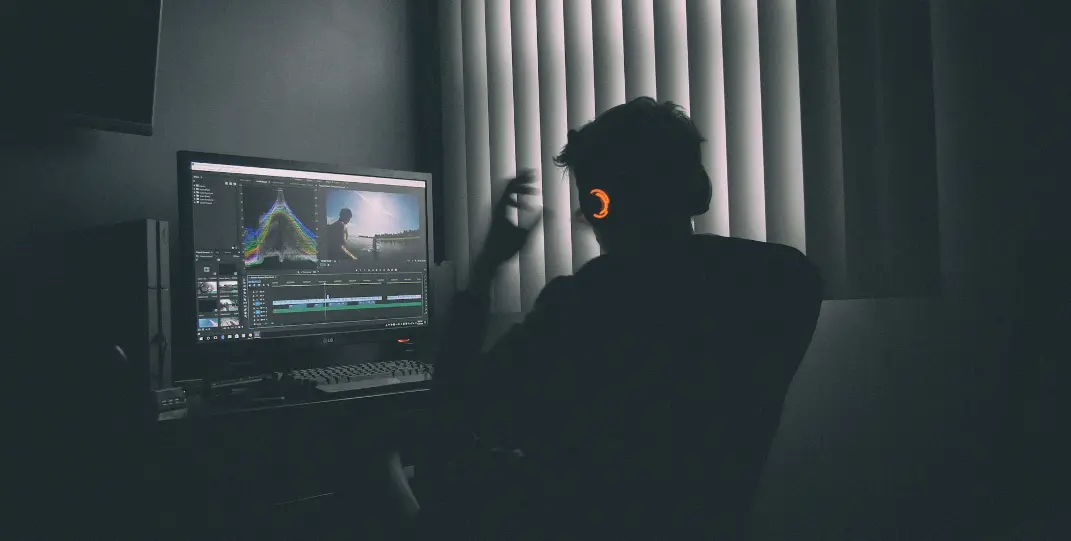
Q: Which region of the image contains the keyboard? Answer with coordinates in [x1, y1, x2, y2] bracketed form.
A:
[290, 360, 433, 393]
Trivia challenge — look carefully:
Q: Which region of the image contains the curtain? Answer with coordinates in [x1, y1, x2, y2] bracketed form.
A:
[440, 0, 807, 313]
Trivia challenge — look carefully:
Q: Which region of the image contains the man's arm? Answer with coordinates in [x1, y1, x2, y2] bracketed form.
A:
[433, 170, 544, 422]
[435, 258, 496, 386]
[435, 269, 574, 422]
[342, 230, 358, 259]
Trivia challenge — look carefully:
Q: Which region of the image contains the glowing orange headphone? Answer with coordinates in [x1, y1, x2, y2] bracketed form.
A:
[588, 188, 611, 220]
[581, 168, 712, 224]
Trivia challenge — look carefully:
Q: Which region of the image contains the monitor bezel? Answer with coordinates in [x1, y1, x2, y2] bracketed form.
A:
[175, 151, 435, 381]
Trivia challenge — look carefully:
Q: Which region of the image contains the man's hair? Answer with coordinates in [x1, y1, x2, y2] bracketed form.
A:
[339, 208, 353, 222]
[553, 97, 706, 218]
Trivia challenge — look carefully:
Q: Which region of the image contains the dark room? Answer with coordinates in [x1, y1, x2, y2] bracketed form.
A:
[5, 0, 1065, 539]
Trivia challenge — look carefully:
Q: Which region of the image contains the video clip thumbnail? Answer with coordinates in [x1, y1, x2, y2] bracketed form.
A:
[219, 297, 238, 313]
[198, 280, 218, 296]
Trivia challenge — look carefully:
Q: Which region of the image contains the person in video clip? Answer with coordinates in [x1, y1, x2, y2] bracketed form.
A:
[323, 208, 357, 260]
[400, 97, 824, 540]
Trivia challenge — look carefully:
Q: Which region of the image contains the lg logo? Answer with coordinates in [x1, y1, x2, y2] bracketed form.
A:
[322, 337, 334, 344]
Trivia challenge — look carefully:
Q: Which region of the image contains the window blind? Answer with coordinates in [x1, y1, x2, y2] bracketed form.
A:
[440, 0, 806, 312]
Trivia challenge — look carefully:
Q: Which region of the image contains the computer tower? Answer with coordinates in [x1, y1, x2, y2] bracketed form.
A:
[66, 219, 172, 392]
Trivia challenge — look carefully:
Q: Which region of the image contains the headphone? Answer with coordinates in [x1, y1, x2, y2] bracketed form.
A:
[582, 187, 613, 221]
[579, 169, 712, 225]
[569, 126, 712, 225]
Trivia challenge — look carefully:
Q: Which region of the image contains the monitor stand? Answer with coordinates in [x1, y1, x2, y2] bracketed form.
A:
[299, 342, 385, 368]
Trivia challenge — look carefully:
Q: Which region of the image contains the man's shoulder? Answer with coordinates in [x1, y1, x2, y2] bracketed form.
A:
[711, 236, 817, 280]
[567, 235, 813, 278]
[544, 236, 820, 296]
[708, 234, 804, 261]
[528, 271, 614, 322]
[533, 274, 583, 307]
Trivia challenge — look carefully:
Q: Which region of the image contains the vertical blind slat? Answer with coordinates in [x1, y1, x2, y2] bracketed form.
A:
[564, 0, 600, 271]
[536, 0, 574, 281]
[460, 0, 494, 276]
[511, 0, 548, 310]
[486, 0, 522, 312]
[722, 0, 767, 241]
[622, 0, 657, 101]
[654, 0, 691, 110]
[758, 0, 807, 253]
[797, 0, 848, 293]
[591, 0, 626, 115]
[687, 0, 731, 236]
[441, 0, 471, 288]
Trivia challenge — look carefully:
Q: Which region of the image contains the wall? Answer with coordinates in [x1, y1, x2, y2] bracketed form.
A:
[6, 0, 421, 531]
[5, 0, 419, 343]
[4, 0, 418, 235]
[753, 1, 1062, 539]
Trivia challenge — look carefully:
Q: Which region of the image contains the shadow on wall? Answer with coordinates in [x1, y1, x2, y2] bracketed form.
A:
[799, 0, 941, 301]
[755, 297, 1014, 540]
[0, 115, 100, 147]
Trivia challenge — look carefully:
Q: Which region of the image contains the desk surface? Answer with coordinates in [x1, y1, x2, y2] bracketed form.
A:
[160, 381, 436, 422]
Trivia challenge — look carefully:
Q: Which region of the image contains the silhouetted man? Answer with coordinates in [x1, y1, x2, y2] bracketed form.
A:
[408, 97, 823, 539]
[322, 208, 356, 260]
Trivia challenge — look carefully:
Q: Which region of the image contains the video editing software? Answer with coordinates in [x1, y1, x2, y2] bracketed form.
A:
[189, 161, 429, 343]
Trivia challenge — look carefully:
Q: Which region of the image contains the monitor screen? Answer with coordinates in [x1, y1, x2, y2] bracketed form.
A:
[186, 159, 430, 344]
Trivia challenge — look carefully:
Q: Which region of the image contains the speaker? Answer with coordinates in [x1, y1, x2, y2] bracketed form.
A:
[66, 219, 172, 391]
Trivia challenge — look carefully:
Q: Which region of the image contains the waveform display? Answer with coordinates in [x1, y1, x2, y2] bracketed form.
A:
[242, 188, 318, 267]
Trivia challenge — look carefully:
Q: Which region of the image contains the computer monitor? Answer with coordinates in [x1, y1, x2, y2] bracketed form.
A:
[176, 151, 434, 379]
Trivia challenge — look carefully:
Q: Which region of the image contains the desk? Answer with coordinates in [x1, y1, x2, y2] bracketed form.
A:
[148, 384, 439, 538]
[161, 381, 435, 421]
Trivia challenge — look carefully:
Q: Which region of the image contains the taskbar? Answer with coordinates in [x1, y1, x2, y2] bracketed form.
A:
[197, 317, 427, 342]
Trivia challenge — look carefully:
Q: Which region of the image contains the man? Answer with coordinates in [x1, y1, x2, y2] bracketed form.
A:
[321, 208, 357, 260]
[410, 97, 823, 539]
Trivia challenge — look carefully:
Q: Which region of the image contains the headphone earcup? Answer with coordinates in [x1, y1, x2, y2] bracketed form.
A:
[687, 169, 712, 217]
[580, 188, 609, 222]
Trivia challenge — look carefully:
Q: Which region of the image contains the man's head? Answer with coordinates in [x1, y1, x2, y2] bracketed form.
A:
[553, 97, 710, 251]
[338, 208, 353, 224]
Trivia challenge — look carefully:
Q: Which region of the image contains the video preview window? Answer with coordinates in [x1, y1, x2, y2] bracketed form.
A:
[319, 188, 423, 263]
